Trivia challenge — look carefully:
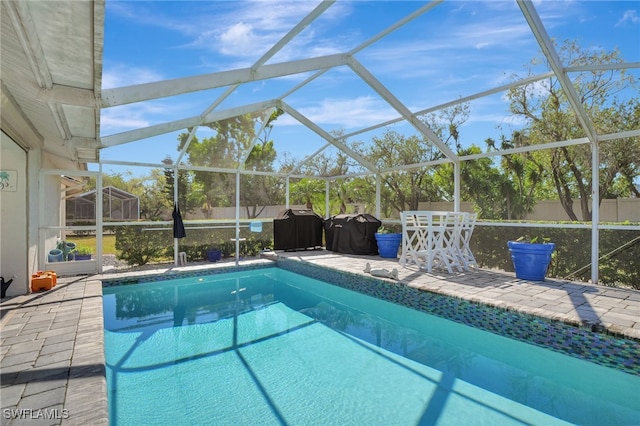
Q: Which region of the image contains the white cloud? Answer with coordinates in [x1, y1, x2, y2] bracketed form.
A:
[102, 65, 164, 89]
[449, 22, 533, 51]
[616, 10, 640, 27]
[279, 96, 397, 128]
[100, 106, 151, 134]
[180, 1, 325, 58]
[359, 12, 534, 80]
[110, 0, 354, 64]
[218, 22, 256, 55]
[100, 100, 191, 135]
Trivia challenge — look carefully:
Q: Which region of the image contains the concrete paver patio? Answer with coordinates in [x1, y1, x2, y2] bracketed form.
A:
[275, 251, 640, 339]
[1, 251, 639, 425]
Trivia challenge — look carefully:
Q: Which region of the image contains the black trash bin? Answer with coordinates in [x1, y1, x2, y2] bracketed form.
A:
[273, 209, 324, 251]
[324, 213, 381, 255]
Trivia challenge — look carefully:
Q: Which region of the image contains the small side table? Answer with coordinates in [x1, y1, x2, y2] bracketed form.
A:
[230, 238, 247, 258]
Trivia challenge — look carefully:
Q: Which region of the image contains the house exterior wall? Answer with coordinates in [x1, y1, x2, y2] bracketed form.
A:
[40, 173, 63, 261]
[1, 130, 29, 296]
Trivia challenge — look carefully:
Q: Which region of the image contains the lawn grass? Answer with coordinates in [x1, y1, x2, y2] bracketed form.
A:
[66, 234, 118, 255]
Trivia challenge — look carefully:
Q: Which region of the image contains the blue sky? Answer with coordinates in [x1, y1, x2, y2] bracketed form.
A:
[98, 0, 640, 177]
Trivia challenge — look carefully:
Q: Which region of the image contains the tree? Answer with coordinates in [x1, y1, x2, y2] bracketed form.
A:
[299, 147, 355, 215]
[140, 169, 172, 220]
[360, 105, 469, 215]
[287, 132, 375, 217]
[161, 156, 201, 215]
[434, 145, 509, 219]
[506, 41, 640, 220]
[178, 108, 283, 218]
[421, 103, 470, 154]
[365, 131, 440, 213]
[484, 132, 551, 220]
[240, 108, 284, 218]
[240, 140, 283, 218]
[289, 178, 325, 213]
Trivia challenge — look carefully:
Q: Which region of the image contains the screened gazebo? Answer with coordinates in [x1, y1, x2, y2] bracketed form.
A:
[66, 186, 140, 222]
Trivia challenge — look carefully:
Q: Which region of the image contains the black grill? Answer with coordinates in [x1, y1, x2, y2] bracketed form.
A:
[273, 209, 324, 251]
[324, 214, 381, 255]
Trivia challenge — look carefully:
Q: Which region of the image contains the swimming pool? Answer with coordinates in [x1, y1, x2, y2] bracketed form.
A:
[103, 266, 639, 425]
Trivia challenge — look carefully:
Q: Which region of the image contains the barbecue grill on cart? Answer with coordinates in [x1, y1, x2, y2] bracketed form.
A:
[273, 209, 324, 251]
[324, 213, 381, 255]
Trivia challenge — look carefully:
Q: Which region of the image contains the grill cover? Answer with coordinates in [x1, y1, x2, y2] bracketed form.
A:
[273, 209, 324, 250]
[324, 214, 381, 255]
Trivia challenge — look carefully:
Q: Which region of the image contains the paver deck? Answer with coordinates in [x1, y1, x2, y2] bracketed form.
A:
[1, 251, 639, 425]
[272, 251, 640, 340]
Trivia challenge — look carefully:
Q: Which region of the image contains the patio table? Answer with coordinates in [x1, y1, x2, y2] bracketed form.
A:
[399, 211, 474, 273]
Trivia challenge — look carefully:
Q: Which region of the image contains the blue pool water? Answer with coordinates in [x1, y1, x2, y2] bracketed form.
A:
[103, 267, 639, 425]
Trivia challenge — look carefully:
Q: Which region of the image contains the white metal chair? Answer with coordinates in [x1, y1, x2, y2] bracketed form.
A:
[414, 211, 443, 272]
[400, 211, 434, 268]
[401, 211, 466, 274]
[457, 212, 478, 270]
[430, 212, 465, 273]
[400, 211, 422, 267]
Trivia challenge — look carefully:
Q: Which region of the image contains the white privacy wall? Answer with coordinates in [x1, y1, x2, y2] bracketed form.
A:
[1, 130, 28, 296]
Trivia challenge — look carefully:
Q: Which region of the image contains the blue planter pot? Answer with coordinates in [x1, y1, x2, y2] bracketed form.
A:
[375, 233, 402, 258]
[508, 241, 555, 281]
[48, 249, 64, 263]
[207, 249, 222, 262]
[65, 242, 77, 261]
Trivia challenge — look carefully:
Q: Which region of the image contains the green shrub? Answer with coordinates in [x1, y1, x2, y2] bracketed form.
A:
[470, 225, 639, 289]
[115, 226, 171, 266]
[75, 245, 93, 255]
[111, 220, 638, 288]
[176, 238, 273, 261]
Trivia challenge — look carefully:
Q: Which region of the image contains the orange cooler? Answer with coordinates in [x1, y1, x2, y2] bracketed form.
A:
[31, 271, 56, 292]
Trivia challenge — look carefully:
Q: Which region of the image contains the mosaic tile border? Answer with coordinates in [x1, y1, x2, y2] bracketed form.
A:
[275, 257, 640, 377]
[101, 259, 640, 377]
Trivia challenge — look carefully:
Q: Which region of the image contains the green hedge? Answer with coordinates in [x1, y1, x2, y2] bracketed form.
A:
[114, 226, 173, 266]
[113, 223, 275, 266]
[470, 226, 640, 289]
[113, 222, 639, 289]
[176, 239, 273, 261]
